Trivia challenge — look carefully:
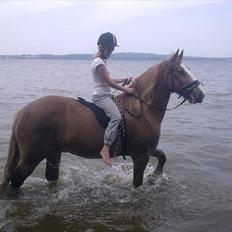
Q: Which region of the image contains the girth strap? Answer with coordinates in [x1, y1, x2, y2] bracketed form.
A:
[113, 97, 127, 160]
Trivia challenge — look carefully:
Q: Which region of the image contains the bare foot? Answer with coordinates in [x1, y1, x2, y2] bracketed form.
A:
[100, 150, 112, 166]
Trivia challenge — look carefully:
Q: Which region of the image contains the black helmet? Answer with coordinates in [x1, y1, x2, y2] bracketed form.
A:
[97, 32, 119, 47]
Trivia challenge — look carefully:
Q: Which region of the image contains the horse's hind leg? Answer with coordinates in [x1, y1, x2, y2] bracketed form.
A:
[45, 151, 61, 182]
[11, 157, 42, 190]
[132, 154, 149, 187]
[150, 149, 167, 174]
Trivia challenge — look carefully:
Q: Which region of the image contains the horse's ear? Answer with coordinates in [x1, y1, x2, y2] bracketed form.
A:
[171, 49, 179, 62]
[178, 49, 184, 61]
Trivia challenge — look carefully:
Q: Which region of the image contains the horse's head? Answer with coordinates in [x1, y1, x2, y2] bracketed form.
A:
[164, 49, 205, 104]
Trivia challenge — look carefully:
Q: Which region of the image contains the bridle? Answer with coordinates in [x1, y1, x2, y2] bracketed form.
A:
[178, 80, 201, 99]
[123, 70, 201, 117]
[168, 67, 201, 105]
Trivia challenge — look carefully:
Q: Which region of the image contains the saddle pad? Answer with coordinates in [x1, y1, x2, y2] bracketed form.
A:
[77, 97, 110, 129]
[76, 97, 127, 160]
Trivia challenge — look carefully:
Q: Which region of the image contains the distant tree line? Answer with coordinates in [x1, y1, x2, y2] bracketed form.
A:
[0, 53, 229, 60]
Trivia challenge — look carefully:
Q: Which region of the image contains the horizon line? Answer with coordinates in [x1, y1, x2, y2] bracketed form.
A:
[0, 52, 230, 59]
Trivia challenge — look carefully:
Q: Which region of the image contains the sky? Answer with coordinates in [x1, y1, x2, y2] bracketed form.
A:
[0, 0, 231, 58]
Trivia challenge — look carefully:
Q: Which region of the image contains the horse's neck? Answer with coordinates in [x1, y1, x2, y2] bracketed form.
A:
[117, 62, 171, 122]
[147, 69, 171, 123]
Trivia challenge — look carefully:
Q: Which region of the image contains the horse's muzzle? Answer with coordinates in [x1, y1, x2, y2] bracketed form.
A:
[188, 87, 205, 104]
[197, 91, 205, 103]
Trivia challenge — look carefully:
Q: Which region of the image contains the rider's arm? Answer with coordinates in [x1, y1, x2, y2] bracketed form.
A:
[111, 78, 125, 84]
[96, 64, 133, 94]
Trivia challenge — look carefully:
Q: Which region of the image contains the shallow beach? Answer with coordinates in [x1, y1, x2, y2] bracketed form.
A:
[0, 58, 232, 232]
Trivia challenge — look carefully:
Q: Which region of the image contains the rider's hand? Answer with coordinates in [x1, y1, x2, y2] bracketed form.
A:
[123, 77, 132, 86]
[125, 87, 134, 95]
[126, 82, 133, 88]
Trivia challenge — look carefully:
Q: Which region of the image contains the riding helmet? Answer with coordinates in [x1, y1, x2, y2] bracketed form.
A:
[97, 32, 119, 47]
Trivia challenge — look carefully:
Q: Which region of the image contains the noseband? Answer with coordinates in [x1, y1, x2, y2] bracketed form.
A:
[178, 80, 201, 99]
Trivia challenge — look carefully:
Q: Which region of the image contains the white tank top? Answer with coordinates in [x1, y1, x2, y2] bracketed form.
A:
[91, 57, 111, 97]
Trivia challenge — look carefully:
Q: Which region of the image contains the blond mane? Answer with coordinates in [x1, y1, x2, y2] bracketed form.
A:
[117, 61, 162, 116]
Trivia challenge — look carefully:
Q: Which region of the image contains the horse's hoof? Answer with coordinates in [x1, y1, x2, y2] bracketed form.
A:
[154, 169, 163, 175]
[0, 190, 4, 198]
[133, 182, 143, 188]
[0, 184, 7, 196]
[9, 184, 20, 194]
[0, 184, 20, 199]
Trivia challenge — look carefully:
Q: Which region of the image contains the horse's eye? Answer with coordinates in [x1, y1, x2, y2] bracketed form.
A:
[178, 69, 185, 74]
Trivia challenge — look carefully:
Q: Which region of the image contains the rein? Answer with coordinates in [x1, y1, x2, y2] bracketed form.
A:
[124, 79, 201, 117]
[124, 84, 147, 117]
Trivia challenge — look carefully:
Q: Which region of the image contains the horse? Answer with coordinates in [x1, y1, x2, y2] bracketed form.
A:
[0, 49, 205, 192]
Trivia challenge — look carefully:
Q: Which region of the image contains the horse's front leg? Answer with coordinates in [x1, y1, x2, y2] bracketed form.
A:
[132, 153, 149, 187]
[150, 149, 167, 174]
[45, 151, 61, 182]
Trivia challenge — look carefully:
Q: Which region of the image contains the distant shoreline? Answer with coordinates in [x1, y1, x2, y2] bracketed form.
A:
[0, 52, 230, 61]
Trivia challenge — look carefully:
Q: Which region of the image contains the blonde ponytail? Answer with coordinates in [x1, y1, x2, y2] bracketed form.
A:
[94, 44, 104, 58]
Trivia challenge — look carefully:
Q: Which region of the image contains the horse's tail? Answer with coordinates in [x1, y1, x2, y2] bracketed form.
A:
[0, 117, 20, 192]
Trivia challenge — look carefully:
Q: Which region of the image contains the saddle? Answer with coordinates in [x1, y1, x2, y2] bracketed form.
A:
[76, 97, 127, 159]
[77, 97, 110, 129]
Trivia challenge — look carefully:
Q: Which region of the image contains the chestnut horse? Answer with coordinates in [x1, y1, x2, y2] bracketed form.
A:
[0, 50, 204, 191]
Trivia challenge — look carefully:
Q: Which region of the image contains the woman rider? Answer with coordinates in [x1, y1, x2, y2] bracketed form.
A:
[91, 32, 133, 165]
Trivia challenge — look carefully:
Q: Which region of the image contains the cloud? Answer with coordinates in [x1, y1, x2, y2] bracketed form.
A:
[73, 1, 215, 25]
[0, 0, 228, 56]
[0, 0, 215, 23]
[0, 1, 72, 21]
